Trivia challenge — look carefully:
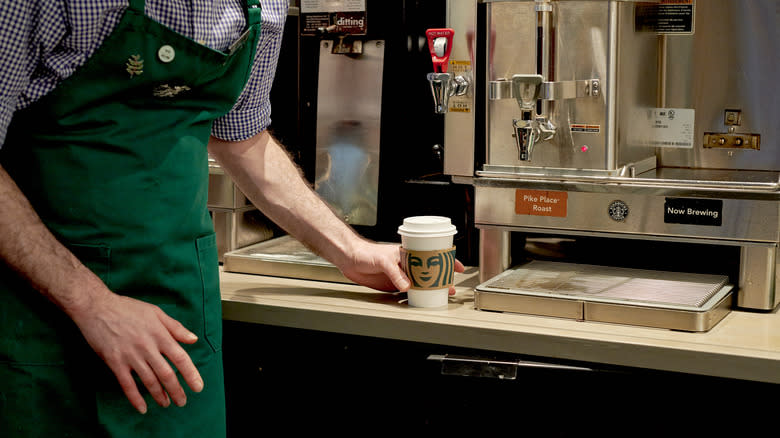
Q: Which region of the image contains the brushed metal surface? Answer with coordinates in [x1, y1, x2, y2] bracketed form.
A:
[473, 290, 733, 332]
[475, 260, 735, 331]
[738, 245, 779, 309]
[484, 1, 658, 172]
[479, 260, 729, 308]
[658, 0, 779, 171]
[222, 235, 352, 284]
[208, 165, 250, 209]
[315, 40, 384, 226]
[473, 184, 779, 243]
[442, 0, 477, 177]
[583, 292, 733, 332]
[210, 207, 274, 262]
[475, 291, 584, 320]
[478, 0, 778, 173]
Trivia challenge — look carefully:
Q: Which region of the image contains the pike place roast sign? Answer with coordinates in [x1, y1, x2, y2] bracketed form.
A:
[515, 190, 568, 218]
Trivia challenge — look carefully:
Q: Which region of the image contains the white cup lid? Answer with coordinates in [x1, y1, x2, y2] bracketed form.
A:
[398, 216, 456, 238]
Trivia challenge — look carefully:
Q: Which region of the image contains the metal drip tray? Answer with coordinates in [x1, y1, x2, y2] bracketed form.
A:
[475, 260, 734, 332]
[222, 235, 352, 284]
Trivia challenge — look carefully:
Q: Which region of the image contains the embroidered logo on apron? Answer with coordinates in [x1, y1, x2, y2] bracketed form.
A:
[152, 84, 192, 98]
[126, 55, 144, 77]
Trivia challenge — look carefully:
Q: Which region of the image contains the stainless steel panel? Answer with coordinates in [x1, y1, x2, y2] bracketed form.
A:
[478, 228, 512, 282]
[442, 0, 477, 177]
[474, 182, 779, 243]
[479, 260, 730, 308]
[474, 287, 733, 331]
[475, 260, 734, 331]
[738, 245, 779, 309]
[485, 1, 658, 172]
[584, 292, 733, 333]
[208, 165, 250, 209]
[658, 0, 779, 171]
[210, 207, 274, 262]
[482, 1, 778, 173]
[315, 40, 384, 226]
[475, 291, 584, 320]
[486, 1, 536, 166]
[222, 235, 352, 284]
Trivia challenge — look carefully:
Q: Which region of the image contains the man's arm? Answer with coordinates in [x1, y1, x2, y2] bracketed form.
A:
[208, 130, 418, 292]
[0, 164, 203, 414]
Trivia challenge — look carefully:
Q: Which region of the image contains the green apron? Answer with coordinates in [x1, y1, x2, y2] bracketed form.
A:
[0, 0, 261, 436]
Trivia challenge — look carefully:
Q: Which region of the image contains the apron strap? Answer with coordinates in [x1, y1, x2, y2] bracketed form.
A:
[128, 0, 145, 13]
[247, 0, 262, 26]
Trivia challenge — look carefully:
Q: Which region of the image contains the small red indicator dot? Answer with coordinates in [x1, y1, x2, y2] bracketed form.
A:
[580, 145, 589, 152]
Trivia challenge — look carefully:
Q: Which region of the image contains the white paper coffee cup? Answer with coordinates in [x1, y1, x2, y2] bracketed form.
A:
[398, 216, 457, 308]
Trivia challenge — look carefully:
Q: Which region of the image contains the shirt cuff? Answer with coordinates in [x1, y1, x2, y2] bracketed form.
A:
[211, 104, 270, 142]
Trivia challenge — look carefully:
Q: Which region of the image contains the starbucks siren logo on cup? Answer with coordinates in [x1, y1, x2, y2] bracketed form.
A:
[398, 216, 457, 308]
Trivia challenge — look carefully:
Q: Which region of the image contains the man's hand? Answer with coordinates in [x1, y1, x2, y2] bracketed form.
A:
[338, 240, 465, 295]
[70, 293, 203, 414]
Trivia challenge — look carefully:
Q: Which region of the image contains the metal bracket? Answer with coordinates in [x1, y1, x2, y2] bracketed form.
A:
[427, 354, 594, 379]
[703, 132, 760, 150]
[490, 78, 600, 101]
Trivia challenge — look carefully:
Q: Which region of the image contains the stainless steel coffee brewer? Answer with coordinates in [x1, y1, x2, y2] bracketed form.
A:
[431, 0, 778, 330]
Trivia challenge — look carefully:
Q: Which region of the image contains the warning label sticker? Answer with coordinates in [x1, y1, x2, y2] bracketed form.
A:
[635, 0, 695, 34]
[571, 124, 601, 134]
[627, 108, 695, 149]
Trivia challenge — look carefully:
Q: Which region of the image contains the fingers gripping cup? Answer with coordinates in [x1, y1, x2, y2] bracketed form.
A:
[398, 216, 457, 308]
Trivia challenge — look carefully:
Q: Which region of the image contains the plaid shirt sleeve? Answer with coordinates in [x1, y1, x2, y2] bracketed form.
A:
[211, 1, 289, 142]
[0, 0, 41, 147]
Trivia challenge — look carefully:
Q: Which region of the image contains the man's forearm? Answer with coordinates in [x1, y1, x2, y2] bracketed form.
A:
[0, 165, 107, 317]
[207, 131, 363, 265]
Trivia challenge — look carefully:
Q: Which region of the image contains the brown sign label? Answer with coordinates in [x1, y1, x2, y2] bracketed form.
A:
[515, 190, 568, 217]
[400, 246, 457, 291]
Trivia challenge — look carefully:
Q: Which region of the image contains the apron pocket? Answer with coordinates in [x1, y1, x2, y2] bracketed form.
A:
[195, 233, 222, 353]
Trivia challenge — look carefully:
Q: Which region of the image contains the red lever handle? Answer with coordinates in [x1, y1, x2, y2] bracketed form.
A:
[426, 28, 454, 73]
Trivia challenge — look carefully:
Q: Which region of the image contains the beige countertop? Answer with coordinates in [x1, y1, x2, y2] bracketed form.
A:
[220, 267, 780, 384]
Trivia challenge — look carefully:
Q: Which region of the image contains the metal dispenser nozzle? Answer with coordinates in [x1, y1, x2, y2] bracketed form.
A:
[511, 75, 543, 161]
[425, 28, 469, 114]
[509, 75, 556, 161]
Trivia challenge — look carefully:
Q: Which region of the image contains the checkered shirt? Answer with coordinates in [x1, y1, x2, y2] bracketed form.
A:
[0, 0, 289, 147]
